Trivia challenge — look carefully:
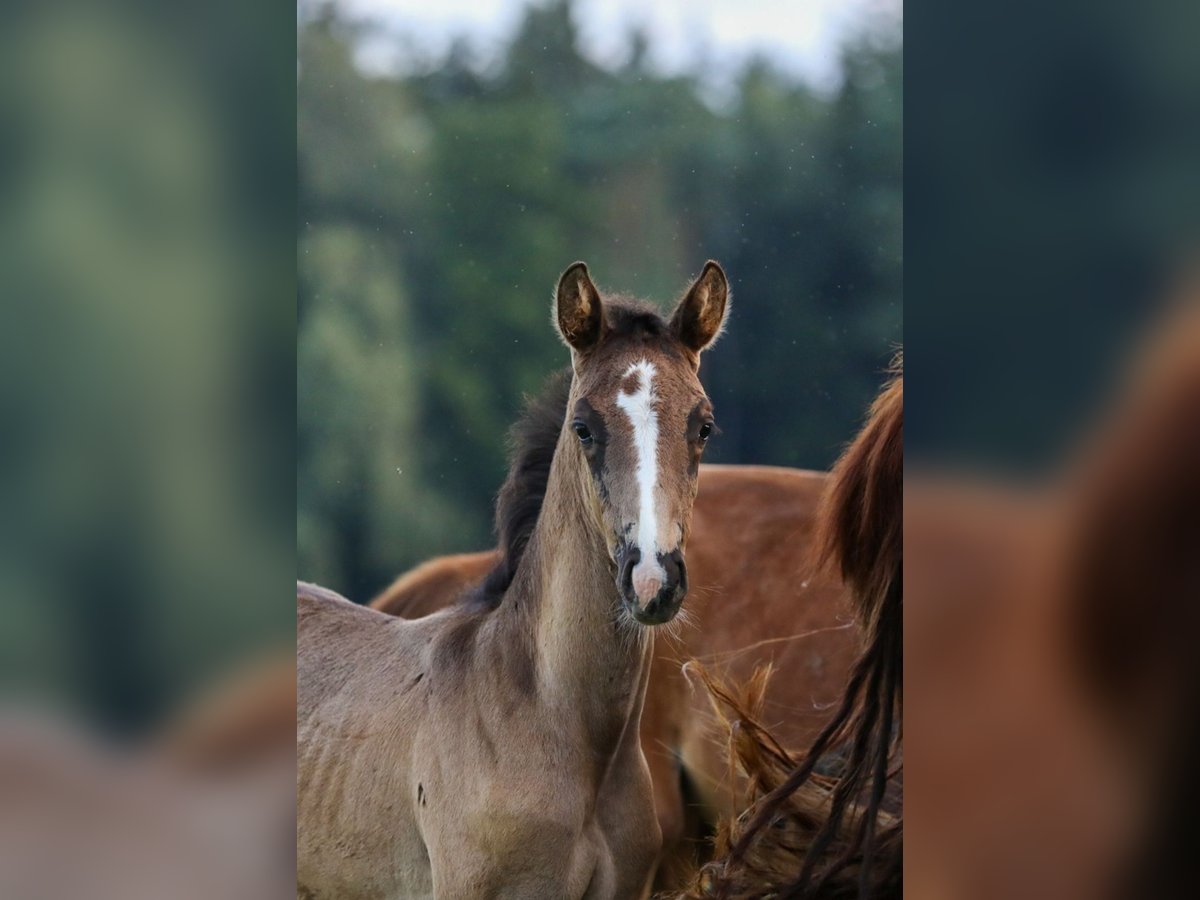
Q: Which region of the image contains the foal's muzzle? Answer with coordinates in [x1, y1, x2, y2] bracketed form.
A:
[617, 545, 688, 625]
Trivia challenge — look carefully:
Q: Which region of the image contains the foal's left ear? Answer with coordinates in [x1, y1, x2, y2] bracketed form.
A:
[555, 261, 606, 353]
[670, 261, 730, 357]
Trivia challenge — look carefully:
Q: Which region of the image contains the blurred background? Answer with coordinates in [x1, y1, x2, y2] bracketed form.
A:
[906, 0, 1200, 472]
[0, 3, 295, 897]
[297, 0, 903, 601]
[0, 2, 293, 736]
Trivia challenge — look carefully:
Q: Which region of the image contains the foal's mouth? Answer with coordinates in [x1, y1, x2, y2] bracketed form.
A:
[616, 543, 688, 626]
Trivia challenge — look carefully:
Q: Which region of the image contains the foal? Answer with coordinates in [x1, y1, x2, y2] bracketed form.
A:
[297, 261, 729, 898]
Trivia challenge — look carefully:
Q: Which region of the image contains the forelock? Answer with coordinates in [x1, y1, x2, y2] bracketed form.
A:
[603, 296, 672, 340]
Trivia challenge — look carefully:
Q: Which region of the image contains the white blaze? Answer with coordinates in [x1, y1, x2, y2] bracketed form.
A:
[616, 359, 666, 599]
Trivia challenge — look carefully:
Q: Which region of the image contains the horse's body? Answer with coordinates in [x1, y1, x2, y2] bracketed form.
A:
[298, 262, 731, 898]
[370, 463, 858, 882]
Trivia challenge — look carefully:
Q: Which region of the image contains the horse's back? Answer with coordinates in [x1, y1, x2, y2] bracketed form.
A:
[698, 463, 828, 509]
[370, 552, 497, 618]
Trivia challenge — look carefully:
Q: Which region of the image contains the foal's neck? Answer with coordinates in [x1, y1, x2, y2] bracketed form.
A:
[499, 426, 653, 755]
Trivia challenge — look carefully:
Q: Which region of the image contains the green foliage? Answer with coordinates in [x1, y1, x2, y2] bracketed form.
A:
[298, 0, 902, 600]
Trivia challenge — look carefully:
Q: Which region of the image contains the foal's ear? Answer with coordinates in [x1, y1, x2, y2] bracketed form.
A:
[554, 262, 606, 353]
[670, 261, 729, 356]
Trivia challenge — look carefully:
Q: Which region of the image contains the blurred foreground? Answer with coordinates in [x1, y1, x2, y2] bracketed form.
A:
[903, 289, 1200, 899]
[0, 2, 294, 897]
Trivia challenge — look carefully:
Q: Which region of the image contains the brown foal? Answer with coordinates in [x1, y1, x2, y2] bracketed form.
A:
[297, 261, 729, 898]
[370, 463, 858, 887]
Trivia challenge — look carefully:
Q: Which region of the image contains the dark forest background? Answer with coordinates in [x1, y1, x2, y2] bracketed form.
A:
[298, 0, 902, 600]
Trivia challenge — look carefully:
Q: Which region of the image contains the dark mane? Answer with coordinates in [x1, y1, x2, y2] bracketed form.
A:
[471, 297, 676, 610]
[473, 367, 572, 607]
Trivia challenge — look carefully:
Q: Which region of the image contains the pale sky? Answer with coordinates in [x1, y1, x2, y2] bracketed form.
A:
[332, 0, 901, 91]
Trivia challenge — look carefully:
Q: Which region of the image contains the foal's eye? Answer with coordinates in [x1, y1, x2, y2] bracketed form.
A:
[573, 421, 594, 445]
[698, 421, 714, 442]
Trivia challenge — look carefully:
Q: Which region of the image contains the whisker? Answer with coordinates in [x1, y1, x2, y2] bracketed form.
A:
[692, 624, 858, 665]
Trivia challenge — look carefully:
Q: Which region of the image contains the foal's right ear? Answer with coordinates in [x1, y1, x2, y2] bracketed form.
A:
[555, 262, 606, 353]
[671, 260, 730, 357]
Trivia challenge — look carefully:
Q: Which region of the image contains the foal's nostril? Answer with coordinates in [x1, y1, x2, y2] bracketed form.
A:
[618, 545, 641, 597]
[661, 548, 688, 598]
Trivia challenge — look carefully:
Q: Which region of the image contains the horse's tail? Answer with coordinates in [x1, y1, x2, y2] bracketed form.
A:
[816, 354, 903, 636]
[682, 357, 903, 899]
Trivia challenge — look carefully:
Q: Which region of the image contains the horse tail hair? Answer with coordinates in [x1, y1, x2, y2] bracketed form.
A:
[816, 354, 903, 636]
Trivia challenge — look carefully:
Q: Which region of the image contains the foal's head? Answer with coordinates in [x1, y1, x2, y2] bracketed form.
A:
[553, 261, 729, 625]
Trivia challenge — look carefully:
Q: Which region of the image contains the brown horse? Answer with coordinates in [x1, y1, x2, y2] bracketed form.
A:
[298, 261, 729, 898]
[904, 299, 1200, 899]
[371, 456, 859, 885]
[680, 359, 903, 899]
